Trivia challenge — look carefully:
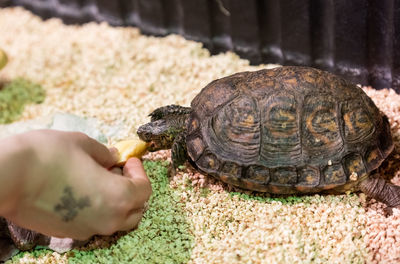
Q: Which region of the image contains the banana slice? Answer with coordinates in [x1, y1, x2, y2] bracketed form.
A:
[0, 49, 7, 70]
[114, 139, 149, 166]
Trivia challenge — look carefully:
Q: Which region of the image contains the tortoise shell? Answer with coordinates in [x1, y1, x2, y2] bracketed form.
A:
[186, 66, 394, 194]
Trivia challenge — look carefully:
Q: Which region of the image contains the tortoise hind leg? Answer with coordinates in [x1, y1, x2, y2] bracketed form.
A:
[360, 177, 400, 214]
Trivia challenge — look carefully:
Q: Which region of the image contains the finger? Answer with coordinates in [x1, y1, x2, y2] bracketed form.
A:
[73, 132, 119, 168]
[90, 158, 151, 232]
[121, 158, 152, 208]
[95, 158, 151, 213]
[122, 158, 148, 180]
[118, 210, 144, 232]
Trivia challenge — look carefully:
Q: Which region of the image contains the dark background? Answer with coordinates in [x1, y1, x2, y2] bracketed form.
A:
[1, 0, 399, 93]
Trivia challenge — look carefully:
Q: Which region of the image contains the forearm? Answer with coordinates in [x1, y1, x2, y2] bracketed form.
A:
[0, 134, 32, 217]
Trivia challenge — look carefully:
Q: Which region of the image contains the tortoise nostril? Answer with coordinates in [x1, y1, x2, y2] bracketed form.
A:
[137, 126, 144, 134]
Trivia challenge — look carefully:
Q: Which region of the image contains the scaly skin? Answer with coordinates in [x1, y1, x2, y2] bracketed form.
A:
[137, 105, 191, 152]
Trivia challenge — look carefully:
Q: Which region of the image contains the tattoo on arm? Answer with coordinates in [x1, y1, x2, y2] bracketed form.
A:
[54, 186, 91, 222]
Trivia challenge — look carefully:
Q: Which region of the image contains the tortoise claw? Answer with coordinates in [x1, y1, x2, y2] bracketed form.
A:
[383, 206, 394, 217]
[168, 165, 177, 177]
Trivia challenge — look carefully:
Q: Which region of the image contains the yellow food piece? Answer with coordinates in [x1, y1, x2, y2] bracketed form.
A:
[0, 49, 7, 70]
[114, 138, 149, 166]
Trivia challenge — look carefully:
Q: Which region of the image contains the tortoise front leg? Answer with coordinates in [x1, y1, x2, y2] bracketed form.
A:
[171, 132, 188, 173]
[360, 177, 400, 214]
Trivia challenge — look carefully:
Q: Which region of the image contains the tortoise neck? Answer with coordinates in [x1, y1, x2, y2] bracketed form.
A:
[167, 112, 190, 136]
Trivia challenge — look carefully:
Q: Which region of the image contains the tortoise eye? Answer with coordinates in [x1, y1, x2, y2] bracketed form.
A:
[140, 131, 153, 141]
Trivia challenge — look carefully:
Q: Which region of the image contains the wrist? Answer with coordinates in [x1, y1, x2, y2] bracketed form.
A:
[0, 133, 34, 217]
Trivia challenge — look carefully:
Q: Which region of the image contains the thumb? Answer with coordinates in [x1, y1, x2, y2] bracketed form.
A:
[122, 158, 152, 206]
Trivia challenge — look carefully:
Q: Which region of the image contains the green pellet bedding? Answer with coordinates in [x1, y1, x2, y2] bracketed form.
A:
[0, 78, 45, 124]
[1, 7, 400, 264]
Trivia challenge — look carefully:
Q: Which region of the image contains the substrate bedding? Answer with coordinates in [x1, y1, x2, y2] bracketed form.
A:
[0, 7, 400, 263]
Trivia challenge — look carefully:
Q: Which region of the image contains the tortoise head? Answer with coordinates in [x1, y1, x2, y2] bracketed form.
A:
[137, 105, 192, 151]
[137, 120, 179, 151]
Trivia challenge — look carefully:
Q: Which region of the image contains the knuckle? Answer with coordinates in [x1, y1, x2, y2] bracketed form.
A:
[71, 131, 90, 142]
[123, 180, 136, 197]
[105, 198, 128, 217]
[114, 198, 132, 214]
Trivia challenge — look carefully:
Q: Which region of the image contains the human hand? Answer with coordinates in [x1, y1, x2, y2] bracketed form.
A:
[0, 129, 151, 240]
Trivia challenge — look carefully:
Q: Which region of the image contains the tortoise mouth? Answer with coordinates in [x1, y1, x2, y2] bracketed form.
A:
[148, 140, 164, 152]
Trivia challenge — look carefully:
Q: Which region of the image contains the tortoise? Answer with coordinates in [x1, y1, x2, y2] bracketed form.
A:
[137, 66, 399, 208]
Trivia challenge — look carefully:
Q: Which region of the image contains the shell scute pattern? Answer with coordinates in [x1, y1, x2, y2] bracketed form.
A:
[220, 162, 242, 179]
[364, 146, 383, 171]
[341, 100, 375, 142]
[186, 136, 205, 161]
[297, 166, 320, 187]
[246, 165, 270, 183]
[187, 66, 393, 193]
[378, 115, 394, 156]
[322, 163, 347, 186]
[191, 76, 237, 118]
[302, 94, 343, 156]
[197, 152, 220, 172]
[209, 95, 260, 164]
[343, 153, 367, 180]
[270, 167, 298, 185]
[261, 93, 301, 165]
